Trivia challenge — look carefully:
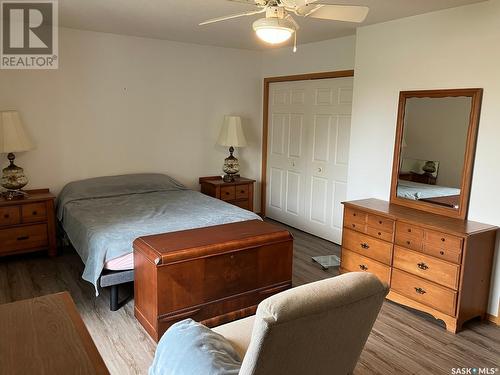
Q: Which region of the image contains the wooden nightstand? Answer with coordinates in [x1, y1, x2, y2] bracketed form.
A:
[0, 189, 57, 257]
[199, 176, 255, 212]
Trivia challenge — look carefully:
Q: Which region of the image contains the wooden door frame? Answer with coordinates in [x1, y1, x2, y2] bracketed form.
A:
[260, 69, 355, 216]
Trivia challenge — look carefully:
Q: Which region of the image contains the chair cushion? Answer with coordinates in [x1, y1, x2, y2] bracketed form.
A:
[149, 319, 242, 375]
[212, 316, 255, 358]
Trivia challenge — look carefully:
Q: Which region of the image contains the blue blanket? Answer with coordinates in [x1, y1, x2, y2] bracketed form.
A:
[57, 174, 261, 294]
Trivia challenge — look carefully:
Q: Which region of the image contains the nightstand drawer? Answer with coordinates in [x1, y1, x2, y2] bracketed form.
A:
[232, 200, 250, 210]
[0, 224, 48, 254]
[0, 206, 20, 227]
[235, 185, 249, 199]
[22, 203, 47, 223]
[220, 186, 236, 201]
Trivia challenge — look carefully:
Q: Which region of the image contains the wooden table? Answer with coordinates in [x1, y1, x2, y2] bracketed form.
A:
[0, 292, 109, 375]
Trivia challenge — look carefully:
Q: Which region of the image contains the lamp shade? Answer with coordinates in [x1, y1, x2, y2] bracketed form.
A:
[217, 116, 247, 148]
[0, 111, 34, 153]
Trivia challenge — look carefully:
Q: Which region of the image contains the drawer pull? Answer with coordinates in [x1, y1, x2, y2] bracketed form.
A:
[352, 224, 356, 228]
[17, 235, 30, 241]
[417, 262, 429, 270]
[378, 232, 382, 236]
[406, 240, 411, 245]
[441, 238, 446, 242]
[3, 214, 9, 219]
[407, 228, 412, 233]
[440, 251, 445, 255]
[378, 220, 382, 224]
[414, 287, 426, 295]
[359, 264, 368, 271]
[360, 243, 370, 249]
[32, 211, 38, 215]
[353, 213, 357, 217]
[240, 190, 245, 194]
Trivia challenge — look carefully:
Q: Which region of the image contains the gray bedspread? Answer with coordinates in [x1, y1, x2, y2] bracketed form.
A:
[57, 174, 261, 294]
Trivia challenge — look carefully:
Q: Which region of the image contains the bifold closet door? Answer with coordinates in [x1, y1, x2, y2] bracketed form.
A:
[266, 77, 353, 244]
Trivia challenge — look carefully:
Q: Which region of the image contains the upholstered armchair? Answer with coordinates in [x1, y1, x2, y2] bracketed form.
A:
[150, 272, 389, 375]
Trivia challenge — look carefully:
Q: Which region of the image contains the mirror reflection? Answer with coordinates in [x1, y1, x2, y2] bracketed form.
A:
[396, 96, 472, 209]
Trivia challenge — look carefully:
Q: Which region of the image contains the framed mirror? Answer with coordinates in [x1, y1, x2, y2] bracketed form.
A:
[390, 88, 483, 219]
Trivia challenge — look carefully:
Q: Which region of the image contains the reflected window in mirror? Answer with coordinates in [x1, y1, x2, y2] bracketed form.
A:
[390, 89, 483, 219]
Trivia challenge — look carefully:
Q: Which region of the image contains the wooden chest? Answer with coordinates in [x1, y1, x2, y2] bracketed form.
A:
[340, 199, 497, 333]
[133, 220, 293, 341]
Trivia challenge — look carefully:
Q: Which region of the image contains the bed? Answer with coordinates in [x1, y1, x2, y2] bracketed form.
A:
[397, 180, 460, 199]
[56, 174, 261, 309]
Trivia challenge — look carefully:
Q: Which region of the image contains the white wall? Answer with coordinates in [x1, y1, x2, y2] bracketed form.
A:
[348, 0, 500, 315]
[261, 35, 356, 78]
[0, 28, 263, 209]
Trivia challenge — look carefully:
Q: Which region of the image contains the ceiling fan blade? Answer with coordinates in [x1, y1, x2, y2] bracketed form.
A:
[199, 8, 266, 26]
[303, 5, 369, 23]
[226, 0, 266, 5]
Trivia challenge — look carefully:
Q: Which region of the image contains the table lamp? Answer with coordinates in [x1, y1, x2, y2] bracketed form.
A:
[0, 111, 34, 199]
[217, 116, 247, 182]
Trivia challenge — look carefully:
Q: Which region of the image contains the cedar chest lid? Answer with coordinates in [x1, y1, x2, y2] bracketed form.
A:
[133, 220, 292, 265]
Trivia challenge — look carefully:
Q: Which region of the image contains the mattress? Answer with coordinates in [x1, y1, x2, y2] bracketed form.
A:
[397, 179, 461, 200]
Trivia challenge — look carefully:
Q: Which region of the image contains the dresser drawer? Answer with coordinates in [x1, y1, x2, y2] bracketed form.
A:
[422, 243, 462, 264]
[366, 226, 393, 242]
[0, 206, 21, 227]
[396, 222, 424, 238]
[342, 229, 393, 265]
[0, 224, 48, 254]
[341, 249, 391, 284]
[21, 202, 47, 223]
[367, 214, 394, 233]
[235, 185, 249, 199]
[393, 246, 460, 289]
[391, 269, 457, 316]
[344, 207, 367, 225]
[220, 186, 236, 201]
[395, 233, 423, 252]
[424, 230, 463, 252]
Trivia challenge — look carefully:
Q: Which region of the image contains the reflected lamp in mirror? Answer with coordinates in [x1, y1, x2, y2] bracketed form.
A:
[217, 116, 247, 182]
[0, 111, 34, 199]
[390, 89, 483, 218]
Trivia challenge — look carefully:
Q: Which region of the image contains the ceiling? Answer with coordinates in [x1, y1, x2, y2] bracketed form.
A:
[59, 0, 486, 50]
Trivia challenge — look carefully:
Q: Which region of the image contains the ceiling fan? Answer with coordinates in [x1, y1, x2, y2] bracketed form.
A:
[199, 0, 369, 51]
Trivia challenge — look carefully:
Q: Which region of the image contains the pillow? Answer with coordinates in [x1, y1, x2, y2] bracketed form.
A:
[149, 319, 242, 375]
[56, 173, 185, 220]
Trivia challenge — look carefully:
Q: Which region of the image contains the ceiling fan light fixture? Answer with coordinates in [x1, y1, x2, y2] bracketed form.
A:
[253, 17, 294, 44]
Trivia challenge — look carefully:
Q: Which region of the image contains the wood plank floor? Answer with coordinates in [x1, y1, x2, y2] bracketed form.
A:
[0, 220, 498, 374]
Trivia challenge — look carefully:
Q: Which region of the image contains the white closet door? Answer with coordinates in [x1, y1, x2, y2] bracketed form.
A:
[266, 77, 353, 244]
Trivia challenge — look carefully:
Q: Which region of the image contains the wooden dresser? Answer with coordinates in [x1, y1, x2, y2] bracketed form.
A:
[0, 189, 57, 258]
[199, 176, 255, 211]
[340, 198, 497, 333]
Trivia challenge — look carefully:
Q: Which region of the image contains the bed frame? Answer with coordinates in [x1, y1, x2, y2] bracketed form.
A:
[99, 270, 134, 311]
